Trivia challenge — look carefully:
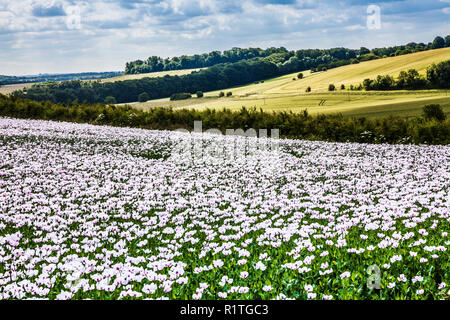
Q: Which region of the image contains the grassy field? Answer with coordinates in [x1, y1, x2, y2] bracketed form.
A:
[99, 68, 204, 83]
[129, 90, 450, 118]
[0, 83, 35, 95]
[267, 47, 450, 93]
[128, 48, 450, 118]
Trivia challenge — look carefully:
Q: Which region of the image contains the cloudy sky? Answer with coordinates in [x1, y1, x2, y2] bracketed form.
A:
[1, 0, 449, 75]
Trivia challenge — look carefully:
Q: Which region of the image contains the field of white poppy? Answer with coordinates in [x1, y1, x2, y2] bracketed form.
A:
[0, 117, 449, 300]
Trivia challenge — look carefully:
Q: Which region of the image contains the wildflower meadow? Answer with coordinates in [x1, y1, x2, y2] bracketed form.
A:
[0, 118, 448, 300]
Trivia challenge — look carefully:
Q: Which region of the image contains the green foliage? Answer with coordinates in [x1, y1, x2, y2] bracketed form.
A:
[397, 70, 427, 89]
[340, 84, 345, 90]
[104, 96, 116, 104]
[138, 92, 150, 102]
[196, 91, 204, 98]
[359, 53, 380, 62]
[226, 92, 233, 97]
[219, 92, 225, 97]
[359, 47, 371, 56]
[124, 47, 289, 74]
[170, 93, 192, 101]
[306, 87, 311, 93]
[124, 36, 443, 77]
[432, 36, 445, 49]
[423, 104, 446, 122]
[328, 84, 336, 91]
[359, 60, 450, 91]
[1, 94, 449, 145]
[363, 79, 373, 90]
[365, 75, 396, 90]
[427, 60, 450, 89]
[297, 73, 303, 79]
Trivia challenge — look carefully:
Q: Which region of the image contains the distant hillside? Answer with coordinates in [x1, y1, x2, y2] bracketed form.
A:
[267, 47, 450, 92]
[13, 36, 450, 105]
[0, 72, 124, 86]
[130, 48, 450, 119]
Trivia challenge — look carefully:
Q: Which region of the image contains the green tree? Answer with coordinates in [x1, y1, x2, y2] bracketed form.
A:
[374, 75, 396, 90]
[219, 92, 225, 97]
[305, 86, 311, 92]
[104, 96, 116, 104]
[226, 92, 233, 97]
[397, 69, 426, 89]
[359, 47, 371, 56]
[427, 60, 450, 88]
[170, 93, 192, 101]
[297, 73, 304, 79]
[196, 91, 204, 98]
[446, 35, 450, 47]
[138, 92, 150, 102]
[340, 84, 345, 90]
[328, 84, 336, 91]
[363, 79, 374, 90]
[432, 36, 445, 49]
[423, 104, 446, 121]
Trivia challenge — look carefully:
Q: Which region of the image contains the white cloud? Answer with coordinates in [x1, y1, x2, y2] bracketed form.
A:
[0, 0, 448, 75]
[345, 24, 365, 31]
[181, 26, 213, 39]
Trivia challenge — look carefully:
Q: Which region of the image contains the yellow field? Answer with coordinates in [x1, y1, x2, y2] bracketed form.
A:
[100, 68, 204, 83]
[271, 47, 450, 93]
[129, 90, 449, 118]
[128, 48, 450, 118]
[0, 83, 35, 95]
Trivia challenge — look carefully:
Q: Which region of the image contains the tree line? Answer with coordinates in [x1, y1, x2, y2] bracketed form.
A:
[284, 36, 450, 73]
[126, 36, 450, 75]
[358, 60, 450, 91]
[125, 47, 290, 74]
[1, 94, 448, 145]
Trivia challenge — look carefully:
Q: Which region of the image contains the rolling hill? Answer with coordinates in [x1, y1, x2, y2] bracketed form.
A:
[128, 47, 450, 118]
[266, 47, 450, 93]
